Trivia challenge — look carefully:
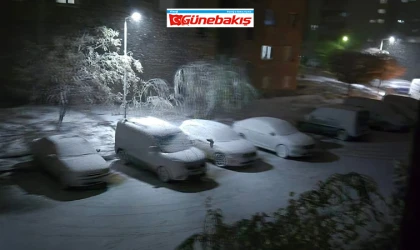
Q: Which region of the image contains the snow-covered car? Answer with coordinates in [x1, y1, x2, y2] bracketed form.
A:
[31, 134, 110, 189]
[115, 117, 207, 182]
[382, 94, 418, 123]
[179, 119, 259, 167]
[297, 105, 370, 141]
[343, 97, 411, 131]
[232, 117, 316, 158]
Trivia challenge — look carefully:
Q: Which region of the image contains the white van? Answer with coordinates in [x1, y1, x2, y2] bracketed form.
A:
[297, 104, 370, 140]
[343, 97, 411, 131]
[115, 117, 207, 182]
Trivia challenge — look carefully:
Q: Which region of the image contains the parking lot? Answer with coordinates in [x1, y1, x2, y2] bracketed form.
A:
[0, 130, 411, 250]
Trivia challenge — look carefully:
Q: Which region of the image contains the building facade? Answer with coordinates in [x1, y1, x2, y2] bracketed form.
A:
[232, 0, 307, 92]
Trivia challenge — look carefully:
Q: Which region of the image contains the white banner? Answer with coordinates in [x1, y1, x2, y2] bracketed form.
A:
[167, 8, 254, 28]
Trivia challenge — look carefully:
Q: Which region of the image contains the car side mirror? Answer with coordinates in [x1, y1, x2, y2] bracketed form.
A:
[206, 139, 214, 148]
[149, 146, 159, 153]
[269, 132, 276, 136]
[96, 149, 101, 153]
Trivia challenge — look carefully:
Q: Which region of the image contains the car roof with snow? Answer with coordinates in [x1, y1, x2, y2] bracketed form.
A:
[181, 119, 230, 129]
[34, 134, 98, 157]
[235, 117, 291, 127]
[126, 117, 180, 135]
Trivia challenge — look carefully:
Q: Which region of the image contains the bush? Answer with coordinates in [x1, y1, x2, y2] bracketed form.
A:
[177, 162, 409, 250]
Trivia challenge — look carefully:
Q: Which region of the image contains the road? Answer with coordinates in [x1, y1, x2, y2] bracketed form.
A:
[0, 130, 412, 250]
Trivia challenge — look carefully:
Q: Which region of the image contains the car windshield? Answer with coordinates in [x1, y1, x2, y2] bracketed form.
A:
[154, 132, 192, 153]
[273, 121, 298, 135]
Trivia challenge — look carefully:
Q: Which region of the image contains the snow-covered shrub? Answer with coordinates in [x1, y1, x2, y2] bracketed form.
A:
[177, 172, 386, 250]
[174, 60, 258, 118]
[130, 78, 177, 114]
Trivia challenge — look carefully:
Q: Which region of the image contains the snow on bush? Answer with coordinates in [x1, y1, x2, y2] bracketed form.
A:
[174, 60, 258, 118]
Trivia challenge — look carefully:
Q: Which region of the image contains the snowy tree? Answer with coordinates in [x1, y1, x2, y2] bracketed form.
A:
[174, 60, 258, 118]
[15, 26, 143, 126]
[329, 50, 405, 94]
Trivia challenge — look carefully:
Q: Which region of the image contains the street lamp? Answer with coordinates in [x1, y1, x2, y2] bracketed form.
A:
[379, 36, 395, 50]
[342, 36, 349, 42]
[123, 12, 141, 119]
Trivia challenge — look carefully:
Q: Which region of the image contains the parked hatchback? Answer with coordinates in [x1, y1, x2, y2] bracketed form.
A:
[232, 117, 316, 158]
[180, 119, 259, 167]
[115, 117, 207, 182]
[31, 134, 110, 189]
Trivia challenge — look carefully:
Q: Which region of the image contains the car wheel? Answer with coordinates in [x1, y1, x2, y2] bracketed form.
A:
[117, 149, 131, 164]
[336, 130, 349, 141]
[214, 153, 227, 167]
[157, 166, 171, 183]
[276, 145, 289, 158]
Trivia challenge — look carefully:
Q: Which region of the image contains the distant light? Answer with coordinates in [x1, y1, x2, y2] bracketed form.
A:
[398, 19, 405, 23]
[342, 36, 349, 42]
[389, 36, 396, 43]
[131, 12, 141, 21]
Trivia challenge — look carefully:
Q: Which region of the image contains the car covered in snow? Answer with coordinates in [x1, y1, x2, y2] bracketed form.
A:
[343, 97, 411, 131]
[297, 104, 370, 141]
[232, 117, 316, 158]
[115, 117, 207, 182]
[179, 119, 259, 167]
[382, 94, 418, 123]
[31, 134, 110, 188]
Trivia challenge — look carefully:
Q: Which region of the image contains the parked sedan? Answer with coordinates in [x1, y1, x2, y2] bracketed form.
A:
[179, 119, 259, 167]
[232, 117, 316, 158]
[31, 134, 110, 189]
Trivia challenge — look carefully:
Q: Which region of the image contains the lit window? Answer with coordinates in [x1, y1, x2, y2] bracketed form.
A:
[398, 19, 405, 23]
[261, 45, 272, 60]
[340, 12, 348, 17]
[310, 24, 319, 30]
[370, 19, 377, 23]
[56, 0, 75, 3]
[378, 9, 386, 13]
[380, 0, 388, 3]
[413, 29, 419, 33]
[377, 19, 385, 23]
[264, 9, 275, 25]
[401, 0, 408, 2]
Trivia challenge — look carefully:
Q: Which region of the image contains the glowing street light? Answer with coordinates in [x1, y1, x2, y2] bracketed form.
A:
[379, 36, 396, 50]
[123, 12, 141, 119]
[342, 36, 349, 42]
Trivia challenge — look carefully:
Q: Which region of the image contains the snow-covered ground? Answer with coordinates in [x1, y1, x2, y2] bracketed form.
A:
[0, 79, 413, 250]
[298, 74, 412, 98]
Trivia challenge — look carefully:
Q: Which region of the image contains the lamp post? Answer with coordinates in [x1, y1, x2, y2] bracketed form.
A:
[123, 12, 141, 119]
[379, 36, 395, 50]
[377, 36, 395, 92]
